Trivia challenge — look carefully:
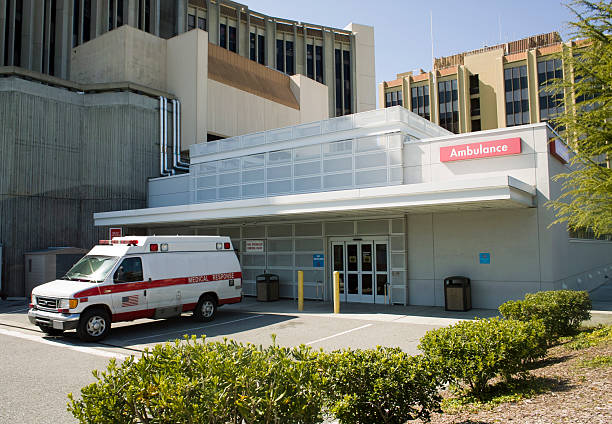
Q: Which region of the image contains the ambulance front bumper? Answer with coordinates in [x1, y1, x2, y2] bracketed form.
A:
[28, 309, 80, 331]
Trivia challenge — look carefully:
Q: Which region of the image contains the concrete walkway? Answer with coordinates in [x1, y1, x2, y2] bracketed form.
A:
[588, 279, 612, 325]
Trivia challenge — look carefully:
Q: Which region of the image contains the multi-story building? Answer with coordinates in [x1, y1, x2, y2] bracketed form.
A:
[0, 0, 375, 120]
[0, 0, 375, 297]
[379, 32, 576, 134]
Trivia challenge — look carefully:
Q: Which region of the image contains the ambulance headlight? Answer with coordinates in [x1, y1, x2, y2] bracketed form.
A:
[58, 299, 79, 309]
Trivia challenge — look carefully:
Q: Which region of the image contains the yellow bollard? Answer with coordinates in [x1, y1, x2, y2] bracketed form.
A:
[333, 271, 340, 314]
[298, 270, 304, 311]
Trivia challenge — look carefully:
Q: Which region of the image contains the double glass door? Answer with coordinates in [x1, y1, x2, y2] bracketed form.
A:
[331, 239, 389, 304]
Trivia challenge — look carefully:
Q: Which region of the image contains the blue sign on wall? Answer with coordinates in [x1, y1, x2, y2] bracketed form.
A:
[479, 252, 491, 264]
[313, 254, 324, 268]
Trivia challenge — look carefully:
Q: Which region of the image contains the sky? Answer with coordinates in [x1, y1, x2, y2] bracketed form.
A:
[243, 0, 575, 85]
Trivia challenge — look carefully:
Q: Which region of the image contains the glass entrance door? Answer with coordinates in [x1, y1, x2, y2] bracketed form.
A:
[330, 239, 389, 304]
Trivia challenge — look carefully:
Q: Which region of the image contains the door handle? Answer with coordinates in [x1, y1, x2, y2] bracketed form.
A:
[144, 289, 147, 296]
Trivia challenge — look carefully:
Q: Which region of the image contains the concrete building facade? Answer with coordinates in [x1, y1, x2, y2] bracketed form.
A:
[379, 32, 576, 134]
[94, 107, 612, 309]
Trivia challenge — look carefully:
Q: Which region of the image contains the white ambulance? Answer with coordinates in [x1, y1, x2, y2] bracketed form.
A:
[28, 236, 242, 341]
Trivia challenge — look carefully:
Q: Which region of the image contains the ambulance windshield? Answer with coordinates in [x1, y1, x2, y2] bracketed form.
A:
[63, 255, 119, 283]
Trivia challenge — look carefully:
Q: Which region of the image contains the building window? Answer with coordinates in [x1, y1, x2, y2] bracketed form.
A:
[228, 25, 236, 52]
[469, 74, 479, 95]
[198, 17, 206, 30]
[83, 0, 91, 42]
[188, 13, 195, 30]
[410, 85, 429, 120]
[343, 50, 351, 114]
[470, 97, 480, 117]
[13, 0, 22, 66]
[505, 65, 529, 126]
[569, 227, 612, 241]
[335, 49, 342, 116]
[72, 0, 80, 47]
[471, 119, 481, 132]
[257, 34, 265, 64]
[144, 0, 151, 33]
[306, 44, 314, 79]
[109, 0, 114, 30]
[220, 23, 227, 48]
[276, 39, 284, 72]
[285, 41, 294, 75]
[386, 90, 402, 107]
[315, 45, 323, 84]
[438, 79, 459, 133]
[250, 32, 256, 61]
[117, 0, 124, 27]
[538, 59, 563, 121]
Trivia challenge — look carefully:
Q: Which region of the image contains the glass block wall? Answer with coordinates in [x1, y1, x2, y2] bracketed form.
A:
[190, 134, 404, 203]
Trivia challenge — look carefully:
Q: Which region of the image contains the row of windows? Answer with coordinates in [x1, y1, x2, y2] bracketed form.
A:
[385, 90, 402, 108]
[276, 39, 294, 75]
[538, 58, 564, 122]
[306, 44, 324, 83]
[411, 86, 429, 120]
[438, 79, 459, 134]
[504, 65, 529, 127]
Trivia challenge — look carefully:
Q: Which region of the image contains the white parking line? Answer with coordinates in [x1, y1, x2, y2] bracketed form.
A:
[125, 314, 266, 343]
[0, 328, 127, 360]
[305, 324, 373, 346]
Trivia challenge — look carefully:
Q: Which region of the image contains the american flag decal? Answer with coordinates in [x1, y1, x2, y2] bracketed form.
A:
[122, 295, 139, 307]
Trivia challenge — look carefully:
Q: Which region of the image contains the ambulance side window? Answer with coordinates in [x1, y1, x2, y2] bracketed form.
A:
[114, 257, 143, 283]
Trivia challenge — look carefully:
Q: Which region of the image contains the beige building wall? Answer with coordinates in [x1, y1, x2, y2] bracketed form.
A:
[290, 75, 330, 124]
[345, 23, 376, 113]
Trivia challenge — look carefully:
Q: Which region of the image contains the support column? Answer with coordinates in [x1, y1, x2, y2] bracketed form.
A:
[235, 7, 240, 55]
[302, 25, 307, 76]
[246, 10, 250, 58]
[350, 34, 356, 114]
[31, 0, 45, 71]
[0, 0, 7, 66]
[6, 0, 16, 66]
[126, 0, 137, 27]
[42, 0, 52, 73]
[54, 0, 73, 79]
[152, 0, 160, 36]
[21, 0, 35, 69]
[176, 0, 187, 35]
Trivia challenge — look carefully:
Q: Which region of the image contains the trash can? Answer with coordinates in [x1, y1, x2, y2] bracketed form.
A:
[444, 276, 471, 311]
[256, 273, 279, 301]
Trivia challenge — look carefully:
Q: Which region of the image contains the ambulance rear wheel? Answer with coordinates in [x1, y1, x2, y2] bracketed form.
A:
[77, 308, 111, 342]
[194, 295, 217, 322]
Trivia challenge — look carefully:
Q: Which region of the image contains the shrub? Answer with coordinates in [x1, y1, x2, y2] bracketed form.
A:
[418, 318, 547, 397]
[319, 347, 442, 424]
[68, 337, 325, 424]
[499, 290, 592, 341]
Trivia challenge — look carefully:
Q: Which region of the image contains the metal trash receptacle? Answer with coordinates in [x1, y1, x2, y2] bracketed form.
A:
[256, 273, 279, 301]
[444, 276, 471, 311]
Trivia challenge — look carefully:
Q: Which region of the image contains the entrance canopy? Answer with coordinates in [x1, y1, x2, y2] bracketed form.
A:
[94, 175, 535, 228]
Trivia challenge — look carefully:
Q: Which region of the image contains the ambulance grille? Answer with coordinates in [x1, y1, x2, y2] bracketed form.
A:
[36, 297, 58, 310]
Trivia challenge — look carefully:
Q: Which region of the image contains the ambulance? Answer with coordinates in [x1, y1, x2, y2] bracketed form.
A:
[28, 236, 242, 341]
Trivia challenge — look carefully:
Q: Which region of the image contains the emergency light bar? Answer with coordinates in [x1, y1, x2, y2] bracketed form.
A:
[98, 239, 139, 246]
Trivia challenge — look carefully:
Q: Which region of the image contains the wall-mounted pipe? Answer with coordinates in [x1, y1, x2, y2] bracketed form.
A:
[172, 99, 188, 172]
[176, 99, 190, 169]
[164, 97, 174, 175]
[159, 96, 170, 176]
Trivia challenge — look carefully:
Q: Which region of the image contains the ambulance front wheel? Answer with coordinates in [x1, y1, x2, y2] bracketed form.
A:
[194, 295, 217, 322]
[77, 308, 111, 342]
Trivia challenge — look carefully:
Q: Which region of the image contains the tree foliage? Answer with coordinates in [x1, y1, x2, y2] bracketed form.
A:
[547, 0, 612, 236]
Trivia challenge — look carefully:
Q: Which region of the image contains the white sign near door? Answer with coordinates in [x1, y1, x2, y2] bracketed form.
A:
[245, 240, 265, 252]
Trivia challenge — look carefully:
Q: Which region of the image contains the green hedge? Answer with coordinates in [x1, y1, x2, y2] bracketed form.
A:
[68, 339, 443, 424]
[418, 318, 547, 397]
[499, 290, 592, 341]
[319, 347, 442, 424]
[68, 337, 325, 424]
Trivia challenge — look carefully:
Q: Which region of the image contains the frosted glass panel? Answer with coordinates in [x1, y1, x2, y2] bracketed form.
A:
[267, 239, 293, 251]
[391, 218, 405, 233]
[302, 270, 324, 282]
[357, 220, 389, 235]
[389, 150, 403, 166]
[390, 167, 403, 182]
[324, 157, 353, 173]
[356, 152, 387, 169]
[294, 145, 321, 161]
[323, 140, 352, 157]
[242, 132, 266, 147]
[294, 176, 321, 192]
[355, 169, 387, 186]
[220, 158, 240, 171]
[268, 254, 293, 267]
[391, 236, 405, 251]
[268, 225, 293, 237]
[243, 226, 265, 238]
[242, 255, 266, 266]
[219, 172, 240, 185]
[293, 122, 321, 138]
[295, 253, 315, 267]
[197, 227, 218, 235]
[267, 127, 293, 143]
[243, 183, 264, 197]
[242, 169, 264, 183]
[242, 154, 265, 168]
[220, 227, 241, 238]
[198, 175, 216, 188]
[295, 238, 324, 251]
[356, 136, 386, 152]
[267, 150, 292, 164]
[294, 161, 321, 177]
[198, 162, 217, 175]
[267, 165, 292, 180]
[391, 253, 405, 268]
[323, 172, 353, 188]
[388, 134, 402, 149]
[295, 223, 322, 236]
[218, 185, 240, 199]
[267, 180, 292, 195]
[325, 221, 354, 235]
[197, 189, 216, 202]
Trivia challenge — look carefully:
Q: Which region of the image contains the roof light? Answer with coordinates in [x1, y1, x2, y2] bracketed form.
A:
[150, 243, 159, 252]
[99, 240, 111, 245]
[216, 242, 223, 250]
[112, 239, 139, 245]
[160, 243, 169, 252]
[224, 242, 231, 249]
